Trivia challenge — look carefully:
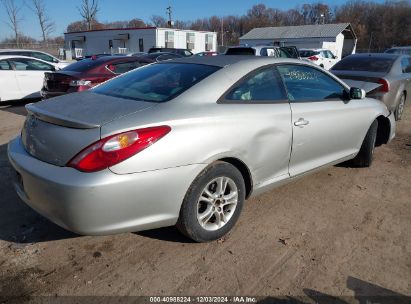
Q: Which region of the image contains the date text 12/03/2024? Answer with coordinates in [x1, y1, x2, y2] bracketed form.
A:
[149, 296, 257, 303]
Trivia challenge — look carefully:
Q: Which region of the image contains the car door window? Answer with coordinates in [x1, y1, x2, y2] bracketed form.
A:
[327, 51, 335, 59]
[30, 52, 55, 63]
[224, 67, 287, 102]
[401, 57, 411, 73]
[277, 64, 346, 101]
[321, 51, 330, 58]
[107, 61, 140, 74]
[157, 54, 181, 61]
[10, 58, 54, 71]
[0, 60, 12, 70]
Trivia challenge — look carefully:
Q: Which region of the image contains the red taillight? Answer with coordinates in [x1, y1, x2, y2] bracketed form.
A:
[308, 55, 319, 61]
[67, 126, 171, 172]
[378, 78, 390, 92]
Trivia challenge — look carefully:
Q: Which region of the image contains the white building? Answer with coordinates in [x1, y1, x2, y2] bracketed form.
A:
[64, 27, 217, 58]
[239, 23, 357, 59]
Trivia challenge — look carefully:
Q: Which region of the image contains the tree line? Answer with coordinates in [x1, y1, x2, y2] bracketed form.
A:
[2, 0, 411, 50]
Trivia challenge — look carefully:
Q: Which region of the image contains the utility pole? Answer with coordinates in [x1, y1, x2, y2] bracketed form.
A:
[166, 6, 172, 28]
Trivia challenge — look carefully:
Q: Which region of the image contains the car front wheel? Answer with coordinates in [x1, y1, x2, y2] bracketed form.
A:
[177, 161, 245, 242]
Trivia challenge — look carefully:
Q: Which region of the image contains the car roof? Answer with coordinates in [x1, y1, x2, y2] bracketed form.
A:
[167, 55, 305, 68]
[85, 55, 134, 62]
[0, 49, 51, 54]
[0, 54, 48, 61]
[299, 48, 325, 51]
[345, 53, 401, 59]
[387, 46, 411, 49]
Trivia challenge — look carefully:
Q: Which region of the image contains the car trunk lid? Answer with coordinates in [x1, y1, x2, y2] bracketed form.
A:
[22, 91, 158, 166]
[43, 71, 79, 92]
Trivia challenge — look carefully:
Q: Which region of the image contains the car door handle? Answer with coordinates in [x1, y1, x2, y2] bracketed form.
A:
[294, 118, 309, 127]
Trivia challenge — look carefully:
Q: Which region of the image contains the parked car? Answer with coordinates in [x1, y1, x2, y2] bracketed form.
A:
[331, 53, 411, 120]
[195, 51, 218, 57]
[385, 46, 411, 55]
[8, 56, 395, 242]
[148, 47, 193, 57]
[137, 52, 183, 62]
[41, 55, 149, 99]
[299, 48, 339, 70]
[0, 55, 57, 102]
[127, 52, 147, 57]
[0, 49, 70, 69]
[225, 46, 299, 59]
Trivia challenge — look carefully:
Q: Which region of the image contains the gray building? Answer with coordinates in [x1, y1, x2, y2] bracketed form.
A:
[239, 23, 357, 58]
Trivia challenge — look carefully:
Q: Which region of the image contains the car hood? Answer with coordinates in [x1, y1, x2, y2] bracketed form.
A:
[26, 91, 158, 128]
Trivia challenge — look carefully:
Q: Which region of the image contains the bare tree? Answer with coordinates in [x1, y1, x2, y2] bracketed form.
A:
[78, 0, 99, 30]
[29, 0, 55, 42]
[1, 0, 23, 46]
[150, 15, 167, 27]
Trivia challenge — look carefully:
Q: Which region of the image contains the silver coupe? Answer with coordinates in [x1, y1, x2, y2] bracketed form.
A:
[8, 56, 396, 242]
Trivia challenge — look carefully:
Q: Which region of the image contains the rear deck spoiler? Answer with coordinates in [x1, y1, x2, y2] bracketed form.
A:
[26, 103, 100, 129]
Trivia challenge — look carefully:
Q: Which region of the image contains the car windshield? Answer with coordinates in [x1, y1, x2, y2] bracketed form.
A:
[62, 59, 103, 72]
[331, 56, 395, 72]
[93, 63, 221, 102]
[299, 50, 319, 57]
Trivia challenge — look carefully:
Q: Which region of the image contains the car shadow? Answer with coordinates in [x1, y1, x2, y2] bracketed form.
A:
[0, 143, 79, 244]
[135, 226, 195, 244]
[257, 276, 410, 304]
[0, 99, 36, 117]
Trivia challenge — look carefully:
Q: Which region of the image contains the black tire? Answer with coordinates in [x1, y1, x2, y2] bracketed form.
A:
[351, 120, 378, 167]
[394, 93, 405, 121]
[177, 161, 245, 242]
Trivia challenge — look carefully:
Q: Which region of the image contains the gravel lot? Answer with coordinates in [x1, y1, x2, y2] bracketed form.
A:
[0, 100, 410, 302]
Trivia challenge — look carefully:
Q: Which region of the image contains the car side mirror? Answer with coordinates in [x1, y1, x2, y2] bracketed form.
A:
[334, 55, 338, 59]
[350, 87, 366, 99]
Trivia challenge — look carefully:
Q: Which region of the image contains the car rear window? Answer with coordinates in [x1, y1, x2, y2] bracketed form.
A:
[93, 63, 221, 102]
[225, 48, 255, 55]
[331, 56, 395, 72]
[299, 50, 319, 57]
[62, 59, 103, 72]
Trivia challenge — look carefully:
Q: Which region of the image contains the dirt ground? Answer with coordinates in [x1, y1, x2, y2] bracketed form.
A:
[0, 101, 409, 303]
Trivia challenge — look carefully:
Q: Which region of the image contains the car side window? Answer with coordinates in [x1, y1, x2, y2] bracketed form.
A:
[30, 52, 55, 63]
[401, 57, 411, 73]
[10, 58, 54, 71]
[107, 61, 139, 74]
[157, 54, 180, 61]
[0, 60, 12, 70]
[225, 67, 287, 102]
[327, 51, 335, 59]
[277, 64, 346, 101]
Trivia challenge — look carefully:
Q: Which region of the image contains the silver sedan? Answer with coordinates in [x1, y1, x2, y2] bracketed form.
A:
[8, 56, 396, 242]
[331, 53, 411, 120]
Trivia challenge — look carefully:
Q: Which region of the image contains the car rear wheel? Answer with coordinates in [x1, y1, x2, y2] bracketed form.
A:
[395, 93, 405, 121]
[177, 161, 245, 242]
[351, 120, 378, 167]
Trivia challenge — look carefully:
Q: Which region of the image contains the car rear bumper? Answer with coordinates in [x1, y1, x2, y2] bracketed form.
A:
[8, 136, 206, 235]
